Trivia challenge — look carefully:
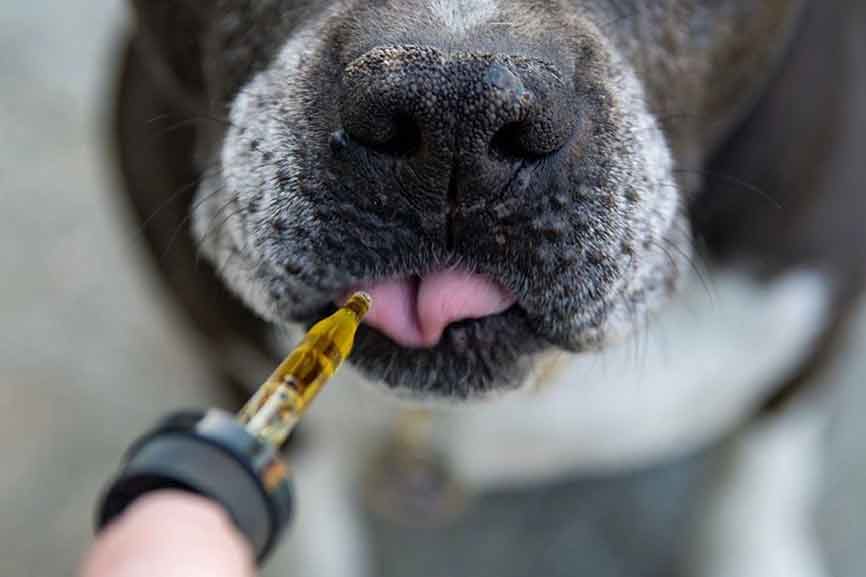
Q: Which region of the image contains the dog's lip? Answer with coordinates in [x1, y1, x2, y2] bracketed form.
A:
[336, 269, 518, 348]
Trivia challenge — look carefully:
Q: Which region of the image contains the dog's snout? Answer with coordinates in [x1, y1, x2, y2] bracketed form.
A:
[339, 46, 576, 160]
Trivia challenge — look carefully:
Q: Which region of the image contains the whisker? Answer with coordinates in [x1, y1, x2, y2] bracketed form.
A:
[161, 193, 234, 261]
[217, 248, 240, 279]
[673, 168, 782, 209]
[656, 112, 701, 126]
[162, 181, 227, 248]
[194, 203, 246, 256]
[145, 113, 173, 125]
[135, 164, 222, 236]
[146, 112, 233, 126]
[621, 292, 641, 372]
[161, 152, 282, 265]
[146, 113, 235, 136]
[644, 307, 665, 369]
[631, 112, 704, 135]
[646, 235, 712, 321]
[212, 244, 274, 288]
[189, 161, 296, 269]
[661, 233, 715, 305]
[190, 209, 251, 270]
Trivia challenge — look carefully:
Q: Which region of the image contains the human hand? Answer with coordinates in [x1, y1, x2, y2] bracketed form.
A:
[80, 491, 256, 577]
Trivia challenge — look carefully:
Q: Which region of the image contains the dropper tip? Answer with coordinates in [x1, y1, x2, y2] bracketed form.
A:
[343, 291, 373, 320]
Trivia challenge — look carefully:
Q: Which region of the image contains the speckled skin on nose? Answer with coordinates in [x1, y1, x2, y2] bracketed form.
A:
[340, 46, 577, 158]
[339, 45, 580, 250]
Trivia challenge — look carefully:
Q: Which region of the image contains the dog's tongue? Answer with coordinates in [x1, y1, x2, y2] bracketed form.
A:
[357, 270, 516, 348]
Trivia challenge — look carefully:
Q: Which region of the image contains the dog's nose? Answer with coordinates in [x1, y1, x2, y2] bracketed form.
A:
[339, 46, 576, 161]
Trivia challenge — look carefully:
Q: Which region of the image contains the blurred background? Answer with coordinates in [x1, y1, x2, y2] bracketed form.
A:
[0, 3, 864, 576]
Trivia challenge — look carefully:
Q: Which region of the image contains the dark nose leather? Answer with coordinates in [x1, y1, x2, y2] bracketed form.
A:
[339, 46, 577, 161]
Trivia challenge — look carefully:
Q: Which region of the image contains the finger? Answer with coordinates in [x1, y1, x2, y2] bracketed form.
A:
[80, 491, 256, 577]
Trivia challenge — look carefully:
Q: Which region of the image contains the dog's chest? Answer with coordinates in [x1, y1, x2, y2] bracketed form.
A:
[364, 446, 713, 577]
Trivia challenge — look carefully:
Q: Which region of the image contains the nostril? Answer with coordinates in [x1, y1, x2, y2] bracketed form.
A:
[370, 113, 422, 157]
[341, 112, 422, 158]
[490, 121, 536, 160]
[490, 107, 580, 160]
[485, 63, 575, 160]
[490, 118, 571, 161]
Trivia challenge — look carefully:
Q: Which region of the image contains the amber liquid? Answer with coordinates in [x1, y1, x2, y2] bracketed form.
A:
[238, 293, 371, 446]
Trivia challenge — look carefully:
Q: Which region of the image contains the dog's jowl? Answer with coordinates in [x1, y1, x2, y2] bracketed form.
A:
[114, 1, 866, 575]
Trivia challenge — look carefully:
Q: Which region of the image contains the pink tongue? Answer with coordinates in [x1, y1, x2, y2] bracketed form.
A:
[357, 270, 516, 348]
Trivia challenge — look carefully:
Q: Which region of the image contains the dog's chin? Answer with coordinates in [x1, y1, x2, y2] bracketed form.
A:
[294, 304, 549, 400]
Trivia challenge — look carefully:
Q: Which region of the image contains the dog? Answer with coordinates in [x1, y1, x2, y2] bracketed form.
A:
[112, 1, 865, 575]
